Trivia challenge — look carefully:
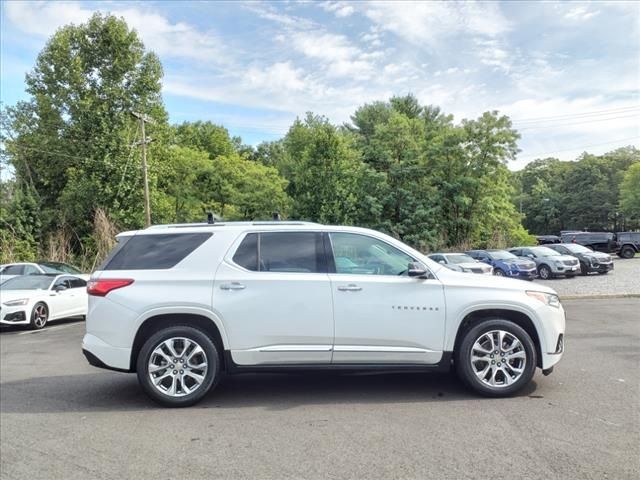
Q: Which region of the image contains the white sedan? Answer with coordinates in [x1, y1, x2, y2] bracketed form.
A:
[428, 253, 493, 274]
[0, 274, 88, 329]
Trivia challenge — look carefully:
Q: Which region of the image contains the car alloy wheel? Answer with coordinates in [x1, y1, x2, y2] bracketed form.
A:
[137, 326, 220, 407]
[494, 269, 505, 276]
[147, 337, 209, 397]
[31, 303, 48, 329]
[470, 330, 526, 387]
[538, 265, 551, 280]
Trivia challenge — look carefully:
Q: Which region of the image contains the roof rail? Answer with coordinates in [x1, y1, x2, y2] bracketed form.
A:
[146, 220, 321, 229]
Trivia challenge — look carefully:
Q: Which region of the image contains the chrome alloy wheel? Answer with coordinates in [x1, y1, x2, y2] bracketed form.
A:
[148, 337, 208, 397]
[33, 304, 48, 328]
[470, 330, 526, 387]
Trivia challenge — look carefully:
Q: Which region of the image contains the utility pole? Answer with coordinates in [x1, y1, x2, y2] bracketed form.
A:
[131, 111, 154, 227]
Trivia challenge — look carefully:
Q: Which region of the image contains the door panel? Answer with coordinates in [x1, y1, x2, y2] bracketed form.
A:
[328, 232, 446, 364]
[214, 232, 333, 365]
[330, 274, 445, 363]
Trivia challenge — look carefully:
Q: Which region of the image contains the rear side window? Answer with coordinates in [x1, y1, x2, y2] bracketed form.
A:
[69, 278, 87, 288]
[103, 233, 212, 270]
[232, 232, 325, 273]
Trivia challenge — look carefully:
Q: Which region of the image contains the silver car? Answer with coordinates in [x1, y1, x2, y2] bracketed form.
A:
[508, 246, 580, 279]
[428, 253, 493, 274]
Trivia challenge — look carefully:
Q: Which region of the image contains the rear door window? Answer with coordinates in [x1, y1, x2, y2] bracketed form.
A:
[232, 232, 325, 273]
[3, 265, 25, 275]
[103, 233, 212, 270]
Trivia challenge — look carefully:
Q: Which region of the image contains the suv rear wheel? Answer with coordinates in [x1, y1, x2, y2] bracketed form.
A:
[136, 326, 220, 407]
[620, 246, 636, 259]
[456, 319, 536, 397]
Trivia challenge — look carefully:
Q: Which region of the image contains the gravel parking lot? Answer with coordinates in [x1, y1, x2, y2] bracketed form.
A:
[534, 257, 640, 298]
[1, 299, 638, 480]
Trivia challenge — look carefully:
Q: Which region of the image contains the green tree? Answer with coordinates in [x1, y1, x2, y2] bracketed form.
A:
[620, 162, 640, 229]
[5, 13, 167, 239]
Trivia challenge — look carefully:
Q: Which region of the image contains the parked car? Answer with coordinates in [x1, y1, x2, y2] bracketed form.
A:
[559, 232, 619, 254]
[83, 222, 565, 407]
[427, 253, 492, 274]
[545, 243, 613, 275]
[465, 249, 537, 280]
[0, 274, 88, 329]
[536, 235, 561, 245]
[0, 261, 88, 284]
[616, 232, 640, 259]
[508, 246, 580, 279]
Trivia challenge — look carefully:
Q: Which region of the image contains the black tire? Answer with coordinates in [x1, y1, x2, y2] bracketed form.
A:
[620, 246, 635, 259]
[136, 326, 220, 407]
[598, 271, 609, 275]
[30, 302, 49, 330]
[493, 268, 506, 277]
[565, 274, 575, 279]
[455, 319, 537, 397]
[538, 264, 552, 280]
[580, 262, 588, 276]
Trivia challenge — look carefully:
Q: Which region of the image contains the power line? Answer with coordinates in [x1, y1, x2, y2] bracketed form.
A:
[516, 114, 640, 131]
[512, 105, 640, 124]
[516, 136, 640, 159]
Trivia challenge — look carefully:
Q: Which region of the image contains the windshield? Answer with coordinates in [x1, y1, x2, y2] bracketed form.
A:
[489, 250, 517, 260]
[39, 262, 82, 274]
[565, 244, 592, 254]
[531, 246, 561, 257]
[1, 276, 53, 290]
[446, 254, 476, 265]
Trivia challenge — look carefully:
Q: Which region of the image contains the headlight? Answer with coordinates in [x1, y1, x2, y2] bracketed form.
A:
[590, 257, 598, 265]
[526, 291, 561, 308]
[3, 298, 29, 306]
[554, 260, 563, 267]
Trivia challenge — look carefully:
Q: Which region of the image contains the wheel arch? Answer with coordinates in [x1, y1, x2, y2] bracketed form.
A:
[453, 308, 543, 368]
[130, 312, 227, 372]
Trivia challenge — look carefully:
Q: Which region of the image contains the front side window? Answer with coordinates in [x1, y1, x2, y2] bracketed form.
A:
[23, 265, 41, 275]
[232, 232, 325, 273]
[330, 233, 416, 276]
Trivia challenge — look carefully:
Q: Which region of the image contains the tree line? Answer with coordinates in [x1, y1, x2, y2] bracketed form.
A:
[1, 14, 638, 267]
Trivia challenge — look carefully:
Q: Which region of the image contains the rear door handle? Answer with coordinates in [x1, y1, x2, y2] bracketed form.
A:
[220, 282, 246, 291]
[337, 284, 362, 292]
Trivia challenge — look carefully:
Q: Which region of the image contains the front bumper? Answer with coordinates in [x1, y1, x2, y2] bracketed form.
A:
[587, 262, 614, 273]
[0, 306, 29, 325]
[537, 303, 566, 370]
[510, 268, 537, 280]
[82, 333, 132, 371]
[552, 264, 580, 276]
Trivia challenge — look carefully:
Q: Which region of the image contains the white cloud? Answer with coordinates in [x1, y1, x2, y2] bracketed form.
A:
[4, 1, 229, 64]
[362, 1, 511, 46]
[245, 62, 306, 92]
[322, 2, 355, 18]
[564, 6, 600, 21]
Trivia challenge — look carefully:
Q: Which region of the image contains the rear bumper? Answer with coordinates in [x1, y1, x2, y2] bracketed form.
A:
[82, 333, 131, 371]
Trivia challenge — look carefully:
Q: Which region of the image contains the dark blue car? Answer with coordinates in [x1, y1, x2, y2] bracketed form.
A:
[465, 249, 537, 280]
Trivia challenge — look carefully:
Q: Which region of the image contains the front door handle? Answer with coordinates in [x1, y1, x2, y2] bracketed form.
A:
[220, 282, 246, 291]
[337, 284, 362, 292]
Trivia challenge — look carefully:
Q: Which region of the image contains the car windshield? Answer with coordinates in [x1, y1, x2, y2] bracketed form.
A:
[564, 244, 592, 254]
[0, 275, 53, 290]
[531, 246, 561, 257]
[488, 250, 517, 260]
[446, 254, 476, 265]
[39, 262, 82, 274]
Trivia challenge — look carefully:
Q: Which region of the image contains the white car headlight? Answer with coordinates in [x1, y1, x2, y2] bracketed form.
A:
[554, 260, 563, 267]
[3, 298, 29, 306]
[526, 291, 561, 308]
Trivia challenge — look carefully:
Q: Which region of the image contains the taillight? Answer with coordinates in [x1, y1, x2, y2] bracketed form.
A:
[87, 278, 134, 296]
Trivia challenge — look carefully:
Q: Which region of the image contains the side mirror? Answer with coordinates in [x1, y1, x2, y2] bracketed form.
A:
[408, 262, 428, 278]
[438, 259, 446, 264]
[54, 285, 67, 292]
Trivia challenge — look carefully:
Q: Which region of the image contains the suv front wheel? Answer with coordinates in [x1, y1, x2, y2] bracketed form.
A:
[136, 326, 220, 407]
[456, 319, 537, 397]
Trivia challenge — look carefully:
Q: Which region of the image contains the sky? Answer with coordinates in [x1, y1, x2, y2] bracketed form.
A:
[1, 0, 639, 169]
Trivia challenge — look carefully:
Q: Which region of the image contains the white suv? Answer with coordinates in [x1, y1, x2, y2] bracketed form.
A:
[83, 222, 565, 407]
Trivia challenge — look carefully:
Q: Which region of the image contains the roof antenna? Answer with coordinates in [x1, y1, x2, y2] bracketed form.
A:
[272, 212, 281, 221]
[207, 212, 215, 224]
